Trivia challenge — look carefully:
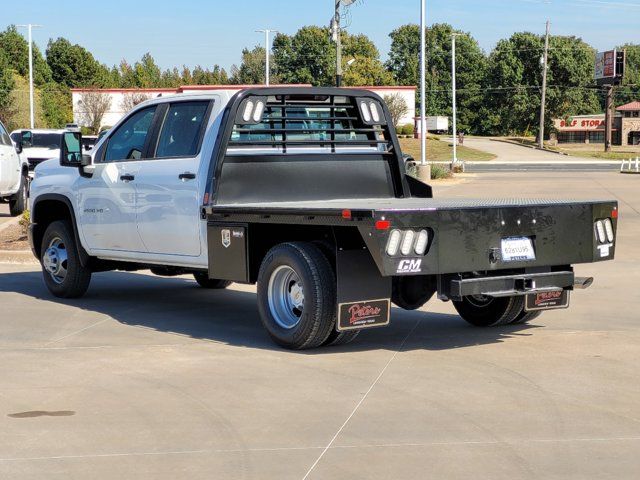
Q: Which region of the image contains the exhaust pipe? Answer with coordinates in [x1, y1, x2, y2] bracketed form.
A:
[574, 276, 594, 289]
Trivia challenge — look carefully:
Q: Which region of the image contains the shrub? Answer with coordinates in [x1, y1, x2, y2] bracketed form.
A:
[401, 124, 414, 136]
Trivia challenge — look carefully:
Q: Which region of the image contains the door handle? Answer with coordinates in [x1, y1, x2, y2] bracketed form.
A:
[179, 172, 196, 180]
[120, 174, 135, 182]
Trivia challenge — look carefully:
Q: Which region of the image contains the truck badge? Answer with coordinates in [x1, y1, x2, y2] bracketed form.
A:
[221, 229, 231, 248]
[397, 259, 422, 273]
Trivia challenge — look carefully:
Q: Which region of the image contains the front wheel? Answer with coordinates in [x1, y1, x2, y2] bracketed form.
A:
[452, 295, 525, 327]
[9, 174, 28, 217]
[40, 221, 91, 298]
[257, 242, 336, 350]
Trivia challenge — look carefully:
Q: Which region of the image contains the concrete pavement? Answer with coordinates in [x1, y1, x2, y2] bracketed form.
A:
[1, 172, 639, 479]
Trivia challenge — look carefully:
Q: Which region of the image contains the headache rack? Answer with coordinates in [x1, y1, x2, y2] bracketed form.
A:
[226, 92, 395, 154]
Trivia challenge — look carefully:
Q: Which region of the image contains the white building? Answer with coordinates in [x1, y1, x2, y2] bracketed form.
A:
[71, 85, 416, 130]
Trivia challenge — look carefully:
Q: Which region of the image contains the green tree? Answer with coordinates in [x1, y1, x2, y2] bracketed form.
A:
[134, 53, 161, 87]
[0, 25, 52, 86]
[46, 38, 102, 87]
[41, 82, 72, 128]
[231, 46, 269, 84]
[0, 48, 16, 125]
[481, 32, 599, 136]
[273, 26, 389, 87]
[387, 24, 487, 133]
[615, 44, 640, 106]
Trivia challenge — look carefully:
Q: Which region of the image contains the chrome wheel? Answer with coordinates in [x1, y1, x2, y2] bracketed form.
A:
[267, 265, 304, 329]
[42, 237, 68, 285]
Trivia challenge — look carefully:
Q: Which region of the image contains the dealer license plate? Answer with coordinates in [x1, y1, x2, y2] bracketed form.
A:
[525, 291, 570, 311]
[501, 237, 535, 262]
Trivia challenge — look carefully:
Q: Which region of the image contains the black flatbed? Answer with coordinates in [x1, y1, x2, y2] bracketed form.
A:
[206, 197, 612, 218]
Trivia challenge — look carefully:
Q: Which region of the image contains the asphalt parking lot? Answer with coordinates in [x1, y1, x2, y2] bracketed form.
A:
[1, 171, 639, 479]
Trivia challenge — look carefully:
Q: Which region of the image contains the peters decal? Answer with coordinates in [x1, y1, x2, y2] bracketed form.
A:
[525, 291, 570, 311]
[221, 229, 231, 248]
[338, 299, 390, 331]
[396, 259, 422, 274]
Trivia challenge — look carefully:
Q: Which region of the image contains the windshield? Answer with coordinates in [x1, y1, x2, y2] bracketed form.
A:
[29, 133, 62, 149]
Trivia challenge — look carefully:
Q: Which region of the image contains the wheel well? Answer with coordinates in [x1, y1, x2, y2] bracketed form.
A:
[31, 199, 76, 260]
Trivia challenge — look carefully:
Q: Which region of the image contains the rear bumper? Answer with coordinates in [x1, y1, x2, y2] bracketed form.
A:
[445, 271, 575, 300]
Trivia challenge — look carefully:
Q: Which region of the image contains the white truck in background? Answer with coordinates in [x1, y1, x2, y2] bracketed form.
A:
[426, 116, 449, 134]
[0, 120, 29, 216]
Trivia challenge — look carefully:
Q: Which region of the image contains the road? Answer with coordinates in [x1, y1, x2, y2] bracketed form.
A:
[446, 137, 621, 172]
[0, 204, 13, 228]
[1, 172, 639, 479]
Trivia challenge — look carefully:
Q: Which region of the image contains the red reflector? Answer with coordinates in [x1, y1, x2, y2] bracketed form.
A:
[375, 220, 391, 230]
[342, 209, 352, 219]
[612, 208, 618, 219]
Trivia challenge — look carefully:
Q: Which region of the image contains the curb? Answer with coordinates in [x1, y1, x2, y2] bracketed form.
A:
[0, 249, 38, 265]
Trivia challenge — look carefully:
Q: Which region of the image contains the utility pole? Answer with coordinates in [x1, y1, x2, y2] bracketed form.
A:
[604, 84, 614, 152]
[256, 29, 278, 86]
[17, 24, 42, 129]
[334, 0, 343, 87]
[538, 20, 550, 149]
[451, 33, 461, 166]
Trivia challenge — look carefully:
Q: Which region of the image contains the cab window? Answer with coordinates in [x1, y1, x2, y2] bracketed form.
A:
[104, 107, 157, 162]
[0, 122, 11, 146]
[155, 101, 209, 158]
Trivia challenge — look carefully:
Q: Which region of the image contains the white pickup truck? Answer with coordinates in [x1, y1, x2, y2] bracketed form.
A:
[28, 88, 617, 349]
[0, 119, 29, 216]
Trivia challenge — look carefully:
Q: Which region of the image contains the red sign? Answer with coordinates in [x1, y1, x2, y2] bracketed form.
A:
[595, 50, 616, 80]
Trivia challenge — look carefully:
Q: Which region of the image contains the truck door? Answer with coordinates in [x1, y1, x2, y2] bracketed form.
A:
[133, 100, 211, 257]
[0, 122, 19, 194]
[77, 106, 158, 253]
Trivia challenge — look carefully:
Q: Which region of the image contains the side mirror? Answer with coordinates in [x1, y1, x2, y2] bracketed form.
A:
[20, 130, 32, 148]
[60, 131, 85, 167]
[15, 140, 23, 154]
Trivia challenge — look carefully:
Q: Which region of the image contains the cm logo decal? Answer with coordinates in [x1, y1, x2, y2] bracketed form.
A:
[397, 259, 422, 274]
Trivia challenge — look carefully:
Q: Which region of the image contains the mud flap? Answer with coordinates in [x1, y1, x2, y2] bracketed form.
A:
[336, 248, 392, 331]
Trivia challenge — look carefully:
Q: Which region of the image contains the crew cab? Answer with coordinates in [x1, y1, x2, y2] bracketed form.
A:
[0, 119, 29, 216]
[28, 88, 618, 349]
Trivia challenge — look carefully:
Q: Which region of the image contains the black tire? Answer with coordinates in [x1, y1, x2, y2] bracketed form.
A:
[392, 276, 436, 310]
[193, 273, 232, 289]
[40, 221, 91, 299]
[257, 242, 336, 350]
[511, 309, 542, 325]
[9, 174, 28, 217]
[452, 295, 525, 327]
[323, 328, 360, 347]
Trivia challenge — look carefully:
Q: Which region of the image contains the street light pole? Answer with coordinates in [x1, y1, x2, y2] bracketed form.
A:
[451, 33, 460, 166]
[538, 20, 550, 149]
[335, 0, 342, 87]
[17, 24, 42, 129]
[419, 0, 427, 169]
[256, 29, 278, 86]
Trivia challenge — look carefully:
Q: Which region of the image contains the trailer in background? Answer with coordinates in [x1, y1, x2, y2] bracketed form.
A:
[414, 115, 449, 137]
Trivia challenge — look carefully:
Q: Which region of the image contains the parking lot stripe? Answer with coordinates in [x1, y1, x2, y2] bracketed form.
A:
[301, 317, 423, 480]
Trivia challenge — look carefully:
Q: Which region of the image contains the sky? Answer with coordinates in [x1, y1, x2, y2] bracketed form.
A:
[9, 0, 640, 72]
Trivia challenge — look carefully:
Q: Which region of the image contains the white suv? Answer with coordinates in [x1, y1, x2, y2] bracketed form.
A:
[0, 120, 29, 216]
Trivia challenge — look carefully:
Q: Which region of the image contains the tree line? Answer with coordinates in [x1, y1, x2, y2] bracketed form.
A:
[0, 23, 638, 136]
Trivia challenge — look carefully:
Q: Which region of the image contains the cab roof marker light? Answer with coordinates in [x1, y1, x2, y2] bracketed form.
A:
[375, 220, 391, 230]
[612, 207, 618, 219]
[242, 101, 254, 122]
[252, 101, 265, 123]
[604, 218, 614, 243]
[361, 102, 371, 123]
[414, 229, 429, 255]
[400, 230, 415, 256]
[386, 230, 402, 256]
[369, 102, 380, 123]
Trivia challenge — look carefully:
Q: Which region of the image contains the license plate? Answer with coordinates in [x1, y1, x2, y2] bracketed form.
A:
[337, 299, 390, 331]
[525, 290, 570, 311]
[501, 237, 535, 262]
